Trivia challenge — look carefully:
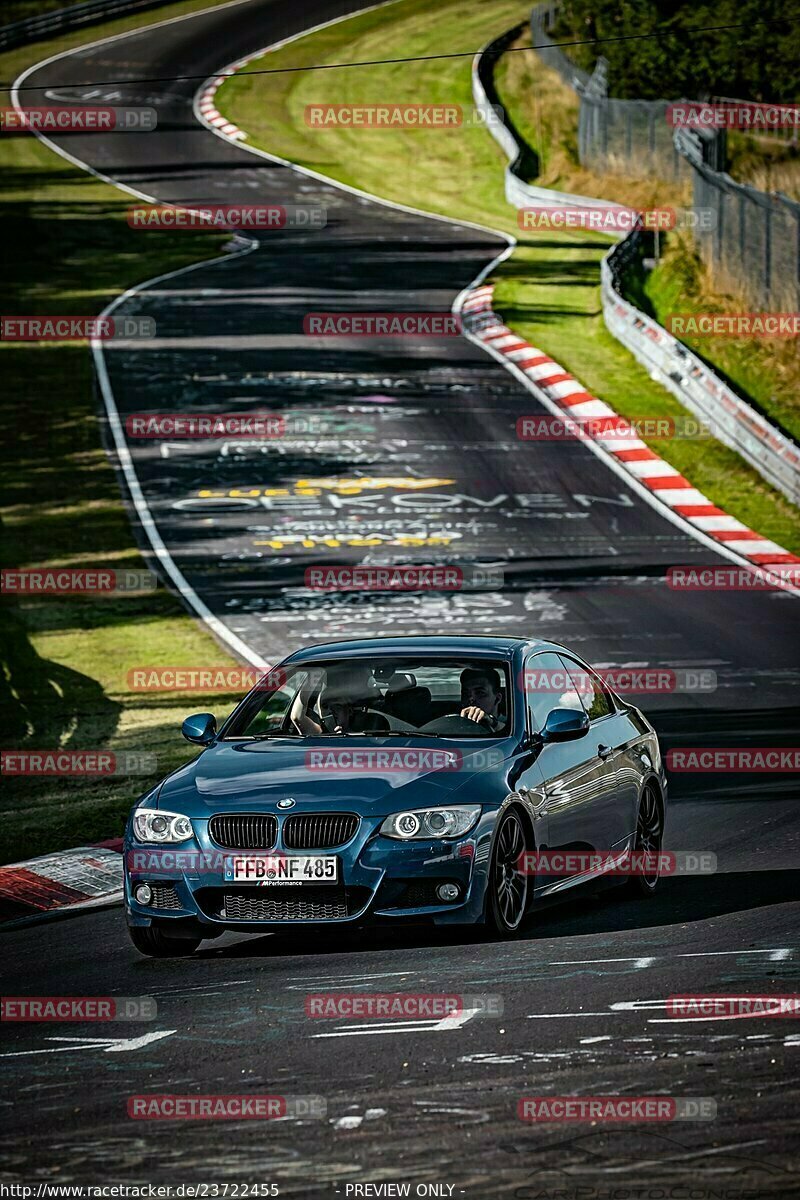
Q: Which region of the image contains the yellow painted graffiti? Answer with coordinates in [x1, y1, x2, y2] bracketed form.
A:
[196, 476, 454, 500]
[252, 535, 458, 549]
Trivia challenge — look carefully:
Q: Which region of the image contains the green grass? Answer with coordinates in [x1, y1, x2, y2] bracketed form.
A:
[0, 0, 257, 864]
[493, 25, 690, 208]
[726, 130, 800, 202]
[217, 0, 800, 554]
[493, 29, 800, 439]
[216, 0, 526, 229]
[641, 232, 800, 444]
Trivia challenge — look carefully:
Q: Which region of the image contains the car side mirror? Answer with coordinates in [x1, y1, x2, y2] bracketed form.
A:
[182, 712, 217, 745]
[541, 707, 590, 743]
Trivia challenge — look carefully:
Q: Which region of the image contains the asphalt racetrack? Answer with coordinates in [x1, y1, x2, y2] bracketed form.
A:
[3, 0, 800, 1193]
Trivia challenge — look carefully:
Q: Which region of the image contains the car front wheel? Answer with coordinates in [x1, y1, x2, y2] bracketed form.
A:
[128, 924, 203, 957]
[627, 783, 664, 896]
[486, 809, 529, 935]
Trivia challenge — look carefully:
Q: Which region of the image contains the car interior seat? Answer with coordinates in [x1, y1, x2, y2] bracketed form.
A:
[383, 672, 432, 727]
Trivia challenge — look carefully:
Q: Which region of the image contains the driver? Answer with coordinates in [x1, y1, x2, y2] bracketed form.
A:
[290, 664, 389, 735]
[460, 667, 505, 731]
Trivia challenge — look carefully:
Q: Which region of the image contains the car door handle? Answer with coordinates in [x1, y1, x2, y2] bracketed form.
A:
[597, 744, 613, 760]
[518, 786, 548, 817]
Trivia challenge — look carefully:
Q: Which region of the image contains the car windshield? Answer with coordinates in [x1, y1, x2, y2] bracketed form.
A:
[224, 657, 512, 739]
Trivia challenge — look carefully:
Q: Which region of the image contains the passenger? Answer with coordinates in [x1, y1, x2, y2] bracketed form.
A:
[291, 665, 388, 735]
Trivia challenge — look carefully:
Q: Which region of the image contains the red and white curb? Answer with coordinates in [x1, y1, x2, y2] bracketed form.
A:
[461, 285, 800, 579]
[196, 72, 247, 139]
[0, 842, 123, 928]
[195, 47, 266, 141]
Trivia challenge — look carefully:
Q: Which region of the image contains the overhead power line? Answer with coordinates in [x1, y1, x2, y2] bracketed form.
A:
[6, 14, 800, 92]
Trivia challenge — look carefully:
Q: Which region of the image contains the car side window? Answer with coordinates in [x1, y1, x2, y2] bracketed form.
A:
[522, 652, 585, 733]
[240, 685, 295, 735]
[558, 655, 614, 721]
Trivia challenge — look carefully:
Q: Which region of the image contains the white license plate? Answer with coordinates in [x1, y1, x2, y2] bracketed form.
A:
[224, 855, 338, 885]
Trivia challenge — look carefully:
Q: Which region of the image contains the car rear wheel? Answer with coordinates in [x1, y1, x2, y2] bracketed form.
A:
[128, 925, 203, 957]
[627, 783, 663, 896]
[486, 809, 528, 935]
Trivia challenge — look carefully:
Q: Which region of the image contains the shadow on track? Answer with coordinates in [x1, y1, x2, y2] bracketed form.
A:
[192, 867, 800, 961]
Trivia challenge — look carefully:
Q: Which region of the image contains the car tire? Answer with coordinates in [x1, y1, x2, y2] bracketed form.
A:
[625, 783, 664, 896]
[486, 808, 529, 935]
[128, 925, 203, 957]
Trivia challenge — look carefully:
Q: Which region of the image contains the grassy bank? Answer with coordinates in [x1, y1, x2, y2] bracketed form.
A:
[217, 0, 799, 554]
[0, 0, 253, 864]
[726, 131, 800, 202]
[641, 233, 800, 444]
[494, 25, 800, 446]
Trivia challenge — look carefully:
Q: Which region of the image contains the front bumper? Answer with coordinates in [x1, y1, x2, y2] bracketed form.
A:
[124, 812, 494, 932]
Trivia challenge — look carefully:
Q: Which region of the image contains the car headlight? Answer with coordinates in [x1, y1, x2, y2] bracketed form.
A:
[380, 806, 481, 840]
[133, 809, 193, 843]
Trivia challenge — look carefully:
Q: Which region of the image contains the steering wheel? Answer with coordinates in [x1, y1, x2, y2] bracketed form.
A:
[418, 714, 493, 735]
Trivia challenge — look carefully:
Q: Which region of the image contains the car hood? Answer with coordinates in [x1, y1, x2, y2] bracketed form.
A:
[154, 736, 513, 819]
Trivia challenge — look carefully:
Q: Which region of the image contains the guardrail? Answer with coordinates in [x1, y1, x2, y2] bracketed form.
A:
[477, 25, 615, 214]
[0, 0, 175, 52]
[602, 240, 800, 505]
[472, 27, 800, 507]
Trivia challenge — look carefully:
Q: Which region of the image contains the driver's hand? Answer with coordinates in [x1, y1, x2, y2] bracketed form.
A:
[461, 706, 487, 724]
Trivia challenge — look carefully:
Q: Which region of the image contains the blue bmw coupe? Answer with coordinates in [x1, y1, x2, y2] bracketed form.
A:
[124, 635, 666, 955]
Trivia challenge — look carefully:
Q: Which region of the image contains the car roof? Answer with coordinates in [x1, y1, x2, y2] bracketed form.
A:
[281, 635, 564, 663]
